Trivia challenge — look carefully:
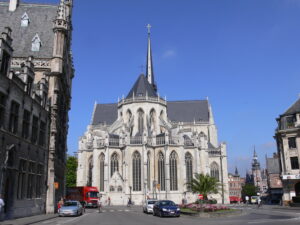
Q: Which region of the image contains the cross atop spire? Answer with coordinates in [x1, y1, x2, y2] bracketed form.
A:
[146, 24, 152, 35]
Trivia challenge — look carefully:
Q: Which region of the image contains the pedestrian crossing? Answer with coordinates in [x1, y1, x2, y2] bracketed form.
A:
[100, 209, 131, 213]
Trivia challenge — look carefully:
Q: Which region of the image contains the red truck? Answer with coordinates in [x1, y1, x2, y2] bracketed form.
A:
[66, 186, 99, 208]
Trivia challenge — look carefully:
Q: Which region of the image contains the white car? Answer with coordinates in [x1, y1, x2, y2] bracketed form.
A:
[143, 200, 157, 214]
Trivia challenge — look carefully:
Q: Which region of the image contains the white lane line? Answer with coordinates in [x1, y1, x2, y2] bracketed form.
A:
[109, 210, 114, 212]
[125, 209, 129, 212]
[102, 210, 106, 212]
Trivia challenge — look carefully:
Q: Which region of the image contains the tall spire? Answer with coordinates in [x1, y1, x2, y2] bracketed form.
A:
[146, 24, 157, 92]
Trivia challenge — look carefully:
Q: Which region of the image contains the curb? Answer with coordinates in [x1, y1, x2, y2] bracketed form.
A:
[181, 209, 245, 218]
[1, 214, 58, 225]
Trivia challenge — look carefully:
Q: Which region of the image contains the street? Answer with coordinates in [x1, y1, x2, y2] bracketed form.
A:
[29, 205, 300, 225]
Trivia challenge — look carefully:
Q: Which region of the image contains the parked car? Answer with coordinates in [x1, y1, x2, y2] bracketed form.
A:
[143, 199, 157, 213]
[153, 200, 180, 217]
[58, 201, 84, 217]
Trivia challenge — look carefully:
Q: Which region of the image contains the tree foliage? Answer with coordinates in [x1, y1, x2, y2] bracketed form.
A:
[241, 184, 257, 198]
[188, 173, 220, 200]
[66, 156, 78, 187]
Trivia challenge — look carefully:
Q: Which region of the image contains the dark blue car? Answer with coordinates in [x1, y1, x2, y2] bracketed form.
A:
[153, 200, 180, 217]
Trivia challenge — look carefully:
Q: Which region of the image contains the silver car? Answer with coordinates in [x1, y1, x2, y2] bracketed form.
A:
[58, 201, 84, 217]
[143, 200, 157, 214]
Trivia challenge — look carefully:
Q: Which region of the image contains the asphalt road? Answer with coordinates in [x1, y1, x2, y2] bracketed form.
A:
[31, 205, 300, 225]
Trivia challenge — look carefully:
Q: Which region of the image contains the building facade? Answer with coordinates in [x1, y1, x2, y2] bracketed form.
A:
[228, 168, 245, 202]
[266, 153, 283, 204]
[251, 150, 268, 195]
[275, 97, 300, 204]
[0, 0, 74, 217]
[77, 28, 229, 205]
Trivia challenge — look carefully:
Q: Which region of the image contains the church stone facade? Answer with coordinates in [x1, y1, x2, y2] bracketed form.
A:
[77, 29, 229, 205]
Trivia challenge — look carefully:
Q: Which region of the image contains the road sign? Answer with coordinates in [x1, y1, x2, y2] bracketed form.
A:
[156, 184, 160, 190]
[198, 194, 203, 200]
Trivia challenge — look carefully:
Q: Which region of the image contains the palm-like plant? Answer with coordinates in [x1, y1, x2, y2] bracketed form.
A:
[189, 173, 220, 201]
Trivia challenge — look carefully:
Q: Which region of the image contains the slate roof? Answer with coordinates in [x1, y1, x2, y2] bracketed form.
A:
[283, 98, 300, 116]
[167, 100, 209, 122]
[0, 1, 57, 58]
[91, 100, 210, 125]
[266, 158, 280, 174]
[126, 74, 157, 98]
[91, 103, 118, 125]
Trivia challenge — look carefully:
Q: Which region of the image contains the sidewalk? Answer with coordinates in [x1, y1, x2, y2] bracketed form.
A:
[0, 214, 57, 225]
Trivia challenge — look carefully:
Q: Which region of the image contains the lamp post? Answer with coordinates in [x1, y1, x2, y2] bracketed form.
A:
[129, 186, 132, 202]
[220, 152, 225, 204]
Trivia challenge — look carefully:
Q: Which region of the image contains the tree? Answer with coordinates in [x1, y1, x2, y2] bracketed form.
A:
[188, 173, 220, 200]
[241, 184, 257, 198]
[66, 156, 78, 187]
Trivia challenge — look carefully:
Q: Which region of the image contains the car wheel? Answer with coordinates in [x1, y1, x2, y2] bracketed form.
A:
[159, 211, 163, 218]
[153, 210, 156, 216]
[176, 214, 180, 217]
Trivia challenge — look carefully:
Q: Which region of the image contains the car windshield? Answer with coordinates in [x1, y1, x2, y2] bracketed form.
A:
[88, 192, 99, 198]
[148, 201, 156, 204]
[160, 201, 175, 206]
[64, 202, 77, 207]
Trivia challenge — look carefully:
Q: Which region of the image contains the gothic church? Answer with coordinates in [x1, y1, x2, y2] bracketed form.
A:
[77, 27, 229, 205]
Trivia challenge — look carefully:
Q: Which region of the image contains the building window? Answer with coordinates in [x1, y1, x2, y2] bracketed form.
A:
[27, 162, 36, 199]
[110, 186, 115, 192]
[117, 186, 122, 192]
[22, 110, 31, 139]
[38, 121, 46, 146]
[169, 151, 178, 191]
[31, 116, 39, 144]
[210, 162, 220, 181]
[0, 93, 6, 128]
[132, 151, 141, 191]
[36, 164, 43, 198]
[21, 12, 30, 27]
[17, 160, 27, 199]
[185, 152, 193, 191]
[147, 152, 151, 190]
[0, 50, 10, 76]
[288, 137, 297, 149]
[87, 157, 93, 186]
[110, 153, 119, 177]
[8, 101, 19, 134]
[158, 152, 165, 191]
[137, 109, 144, 135]
[290, 157, 299, 170]
[31, 34, 42, 52]
[99, 154, 105, 192]
[286, 116, 295, 128]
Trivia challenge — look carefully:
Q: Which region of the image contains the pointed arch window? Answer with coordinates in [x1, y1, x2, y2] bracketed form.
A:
[169, 151, 178, 191]
[132, 151, 141, 191]
[137, 109, 144, 135]
[31, 34, 42, 52]
[99, 154, 105, 192]
[185, 152, 193, 191]
[110, 153, 119, 177]
[149, 109, 156, 134]
[147, 152, 151, 190]
[210, 162, 220, 181]
[87, 157, 93, 186]
[21, 12, 30, 27]
[158, 152, 165, 191]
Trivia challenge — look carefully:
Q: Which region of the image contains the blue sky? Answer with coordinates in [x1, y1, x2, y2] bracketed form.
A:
[25, 0, 300, 176]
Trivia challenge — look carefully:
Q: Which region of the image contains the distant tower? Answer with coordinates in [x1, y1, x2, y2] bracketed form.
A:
[234, 167, 239, 176]
[251, 147, 262, 193]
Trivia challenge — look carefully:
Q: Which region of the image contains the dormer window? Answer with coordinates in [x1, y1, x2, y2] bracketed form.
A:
[21, 13, 30, 27]
[31, 34, 42, 52]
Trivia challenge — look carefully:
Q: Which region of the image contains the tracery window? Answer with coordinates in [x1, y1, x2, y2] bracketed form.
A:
[185, 152, 193, 191]
[137, 109, 144, 135]
[87, 157, 93, 186]
[210, 162, 220, 181]
[99, 154, 105, 191]
[169, 151, 178, 191]
[110, 153, 119, 177]
[158, 152, 165, 191]
[132, 151, 141, 191]
[147, 152, 151, 190]
[149, 109, 156, 134]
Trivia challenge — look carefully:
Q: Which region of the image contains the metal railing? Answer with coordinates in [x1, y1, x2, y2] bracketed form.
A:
[130, 136, 143, 145]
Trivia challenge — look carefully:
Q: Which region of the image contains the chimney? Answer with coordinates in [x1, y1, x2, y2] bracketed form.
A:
[9, 0, 19, 12]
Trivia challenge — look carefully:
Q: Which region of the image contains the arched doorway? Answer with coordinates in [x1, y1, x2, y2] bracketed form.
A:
[295, 182, 300, 196]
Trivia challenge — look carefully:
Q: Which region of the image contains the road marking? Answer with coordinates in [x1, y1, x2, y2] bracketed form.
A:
[125, 209, 129, 212]
[110, 210, 115, 212]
